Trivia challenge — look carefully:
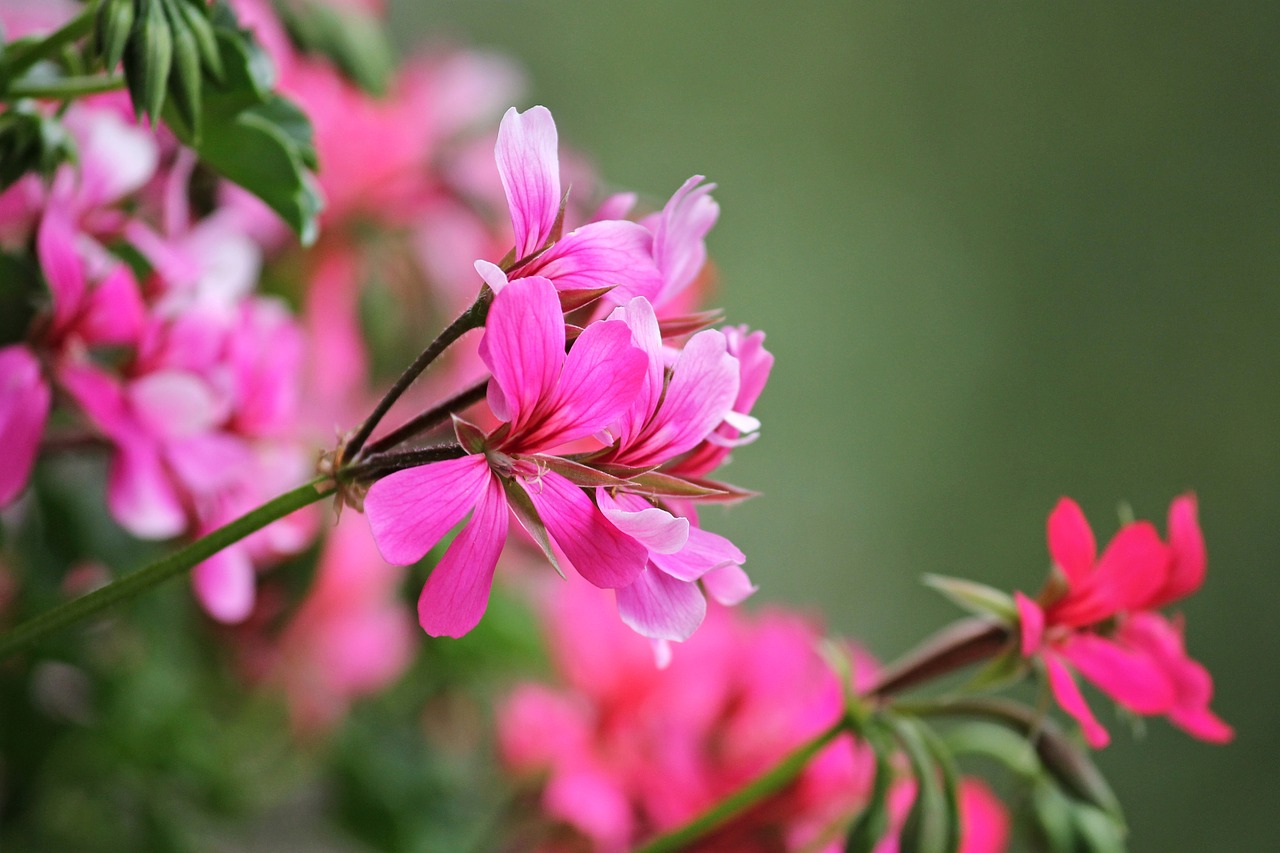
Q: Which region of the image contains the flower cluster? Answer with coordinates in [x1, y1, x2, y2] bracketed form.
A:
[498, 580, 1010, 852]
[363, 106, 771, 646]
[1014, 495, 1232, 748]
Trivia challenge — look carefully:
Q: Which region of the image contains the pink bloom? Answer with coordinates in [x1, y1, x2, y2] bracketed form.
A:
[364, 276, 651, 637]
[485, 106, 662, 302]
[268, 514, 415, 735]
[640, 175, 720, 312]
[0, 345, 51, 506]
[1015, 495, 1232, 748]
[499, 580, 877, 853]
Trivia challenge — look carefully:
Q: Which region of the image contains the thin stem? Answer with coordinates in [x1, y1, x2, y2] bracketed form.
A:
[6, 74, 126, 100]
[342, 288, 493, 464]
[633, 717, 849, 853]
[0, 478, 335, 659]
[3, 5, 96, 79]
[364, 378, 489, 456]
[340, 443, 467, 483]
[863, 617, 1011, 700]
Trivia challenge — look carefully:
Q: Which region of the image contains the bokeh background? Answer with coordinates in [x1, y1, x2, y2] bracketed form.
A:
[393, 3, 1279, 851]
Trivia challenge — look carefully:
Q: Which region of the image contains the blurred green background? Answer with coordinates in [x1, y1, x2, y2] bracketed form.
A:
[397, 3, 1278, 851]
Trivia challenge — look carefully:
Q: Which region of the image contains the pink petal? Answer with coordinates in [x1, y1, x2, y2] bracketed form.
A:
[519, 317, 648, 451]
[364, 454, 492, 565]
[0, 346, 50, 506]
[497, 683, 591, 771]
[616, 567, 707, 642]
[79, 263, 145, 345]
[417, 471, 509, 637]
[522, 219, 662, 303]
[1047, 497, 1096, 587]
[107, 440, 187, 539]
[623, 328, 739, 466]
[958, 778, 1012, 853]
[1014, 592, 1045, 656]
[596, 489, 689, 555]
[607, 297, 664, 449]
[543, 765, 634, 850]
[36, 209, 86, 335]
[701, 564, 757, 605]
[1044, 654, 1110, 748]
[520, 471, 647, 589]
[649, 525, 746, 584]
[1158, 492, 1206, 606]
[496, 105, 560, 260]
[126, 370, 226, 439]
[193, 546, 255, 623]
[1055, 522, 1168, 625]
[479, 276, 564, 429]
[1119, 613, 1233, 744]
[650, 175, 719, 307]
[1060, 633, 1175, 714]
[473, 258, 509, 293]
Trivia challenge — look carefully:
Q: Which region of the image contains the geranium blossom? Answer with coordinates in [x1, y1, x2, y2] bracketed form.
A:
[1015, 495, 1232, 748]
[364, 276, 651, 637]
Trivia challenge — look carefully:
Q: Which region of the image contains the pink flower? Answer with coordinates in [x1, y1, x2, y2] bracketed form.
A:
[364, 276, 651, 637]
[1015, 495, 1232, 748]
[0, 345, 51, 506]
[479, 106, 662, 302]
[499, 581, 874, 853]
[641, 175, 720, 312]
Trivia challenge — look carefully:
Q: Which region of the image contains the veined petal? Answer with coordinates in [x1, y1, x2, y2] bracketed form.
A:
[474, 258, 510, 293]
[193, 546, 255, 623]
[651, 175, 719, 307]
[625, 329, 739, 466]
[0, 346, 50, 507]
[596, 489, 689, 554]
[616, 567, 706, 642]
[1044, 654, 1110, 749]
[701, 564, 757, 606]
[607, 297, 664, 450]
[479, 276, 564, 431]
[524, 219, 662, 303]
[520, 471, 647, 589]
[364, 454, 492, 565]
[649, 524, 745, 583]
[417, 472, 509, 637]
[520, 318, 647, 451]
[1060, 633, 1175, 714]
[496, 105, 560, 260]
[1047, 498, 1096, 588]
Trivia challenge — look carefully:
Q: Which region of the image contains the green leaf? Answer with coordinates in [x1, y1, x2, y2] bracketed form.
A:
[500, 477, 566, 579]
[942, 721, 1039, 777]
[1072, 803, 1128, 853]
[887, 716, 958, 853]
[922, 574, 1019, 624]
[844, 728, 894, 853]
[1029, 778, 1078, 853]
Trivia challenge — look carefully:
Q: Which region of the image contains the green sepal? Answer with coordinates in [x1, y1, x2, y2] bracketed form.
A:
[94, 0, 136, 71]
[500, 477, 566, 580]
[174, 0, 223, 82]
[162, 0, 203, 139]
[451, 414, 487, 455]
[942, 721, 1039, 777]
[922, 574, 1018, 624]
[886, 715, 959, 853]
[843, 728, 894, 853]
[535, 456, 637, 490]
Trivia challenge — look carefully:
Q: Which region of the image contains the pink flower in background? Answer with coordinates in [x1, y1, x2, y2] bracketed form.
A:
[268, 514, 415, 735]
[0, 346, 50, 507]
[499, 580, 1010, 853]
[1015, 495, 1232, 748]
[640, 175, 721, 313]
[364, 276, 650, 637]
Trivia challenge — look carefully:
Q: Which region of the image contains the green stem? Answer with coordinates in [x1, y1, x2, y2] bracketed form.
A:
[342, 288, 493, 464]
[0, 477, 334, 659]
[633, 717, 849, 853]
[3, 4, 96, 78]
[6, 74, 125, 100]
[863, 617, 1011, 700]
[364, 378, 489, 457]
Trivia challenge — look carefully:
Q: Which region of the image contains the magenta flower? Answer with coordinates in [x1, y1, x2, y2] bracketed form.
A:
[1015, 495, 1232, 748]
[0, 346, 51, 507]
[482, 106, 662, 302]
[364, 276, 652, 637]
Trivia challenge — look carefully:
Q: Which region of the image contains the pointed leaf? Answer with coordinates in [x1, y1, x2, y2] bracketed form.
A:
[501, 476, 566, 579]
[942, 722, 1039, 777]
[923, 574, 1019, 624]
[536, 456, 635, 489]
[558, 284, 616, 312]
[887, 716, 958, 853]
[452, 414, 488, 454]
[657, 309, 726, 339]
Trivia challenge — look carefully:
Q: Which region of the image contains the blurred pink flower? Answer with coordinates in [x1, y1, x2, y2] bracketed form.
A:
[0, 346, 50, 506]
[1015, 495, 1232, 748]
